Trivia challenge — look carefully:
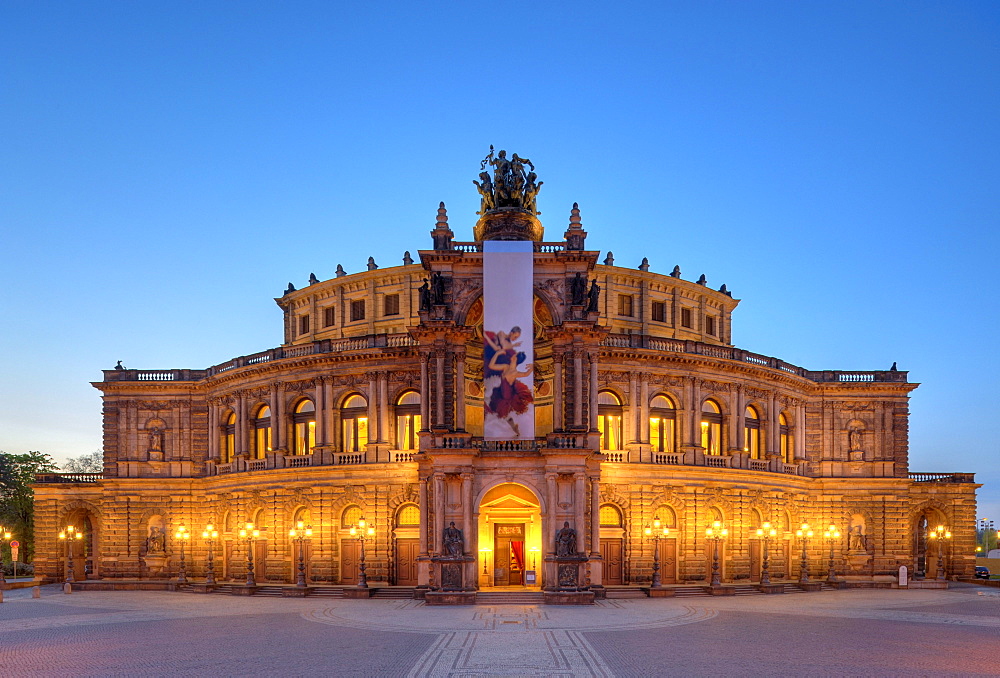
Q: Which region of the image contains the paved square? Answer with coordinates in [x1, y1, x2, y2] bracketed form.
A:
[0, 584, 997, 676]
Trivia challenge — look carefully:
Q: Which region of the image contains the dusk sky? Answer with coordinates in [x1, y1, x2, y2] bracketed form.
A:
[3, 3, 998, 521]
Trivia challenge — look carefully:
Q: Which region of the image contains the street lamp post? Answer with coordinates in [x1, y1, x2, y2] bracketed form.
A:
[795, 523, 814, 584]
[644, 516, 670, 588]
[201, 524, 218, 585]
[350, 517, 374, 588]
[705, 520, 728, 587]
[58, 525, 84, 583]
[0, 528, 10, 585]
[755, 522, 777, 585]
[824, 524, 841, 583]
[289, 521, 313, 588]
[238, 522, 261, 587]
[929, 524, 952, 581]
[174, 525, 190, 584]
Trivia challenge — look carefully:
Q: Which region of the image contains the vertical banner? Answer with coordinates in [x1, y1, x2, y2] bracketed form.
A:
[483, 241, 534, 440]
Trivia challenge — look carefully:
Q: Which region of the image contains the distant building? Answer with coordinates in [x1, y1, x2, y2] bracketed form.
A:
[34, 152, 978, 595]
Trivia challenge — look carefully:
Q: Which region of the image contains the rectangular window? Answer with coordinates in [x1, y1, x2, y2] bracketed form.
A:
[384, 293, 400, 316]
[350, 299, 365, 322]
[681, 308, 693, 329]
[706, 316, 716, 336]
[299, 314, 310, 335]
[618, 295, 633, 317]
[323, 307, 335, 328]
[651, 301, 666, 323]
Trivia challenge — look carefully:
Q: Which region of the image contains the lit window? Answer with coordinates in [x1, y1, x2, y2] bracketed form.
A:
[744, 406, 761, 459]
[598, 391, 623, 451]
[293, 400, 315, 455]
[779, 413, 792, 463]
[342, 394, 369, 452]
[395, 391, 421, 451]
[253, 405, 272, 459]
[600, 504, 623, 527]
[649, 395, 676, 454]
[342, 505, 362, 528]
[397, 504, 420, 526]
[701, 399, 722, 455]
[222, 411, 236, 463]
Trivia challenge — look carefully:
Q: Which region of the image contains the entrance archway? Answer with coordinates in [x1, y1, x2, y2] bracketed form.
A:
[478, 483, 543, 588]
[912, 506, 948, 579]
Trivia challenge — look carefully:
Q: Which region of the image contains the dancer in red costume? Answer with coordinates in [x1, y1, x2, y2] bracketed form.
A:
[487, 350, 534, 437]
[483, 326, 522, 378]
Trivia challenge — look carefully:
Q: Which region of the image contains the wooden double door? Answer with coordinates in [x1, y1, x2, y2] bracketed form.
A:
[395, 538, 419, 585]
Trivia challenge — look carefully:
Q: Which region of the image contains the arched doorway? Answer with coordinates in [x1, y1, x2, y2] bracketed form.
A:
[60, 509, 98, 580]
[913, 507, 948, 579]
[478, 483, 543, 588]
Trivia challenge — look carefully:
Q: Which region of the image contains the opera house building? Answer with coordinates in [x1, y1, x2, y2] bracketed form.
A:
[33, 151, 978, 600]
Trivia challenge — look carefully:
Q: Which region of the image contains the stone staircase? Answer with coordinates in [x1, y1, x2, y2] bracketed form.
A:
[604, 586, 648, 599]
[372, 586, 416, 599]
[476, 590, 545, 605]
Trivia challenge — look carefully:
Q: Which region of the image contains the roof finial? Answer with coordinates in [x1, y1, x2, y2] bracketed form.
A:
[638, 257, 649, 272]
[367, 257, 378, 271]
[403, 251, 413, 266]
[564, 202, 587, 251]
[697, 274, 707, 286]
[335, 264, 346, 278]
[308, 272, 319, 285]
[670, 265, 681, 278]
[431, 201, 454, 250]
[603, 251, 615, 266]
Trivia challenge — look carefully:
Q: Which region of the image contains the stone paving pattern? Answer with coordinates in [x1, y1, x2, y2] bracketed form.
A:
[0, 584, 998, 676]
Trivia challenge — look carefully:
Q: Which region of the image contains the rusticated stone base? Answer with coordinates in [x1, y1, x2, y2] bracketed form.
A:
[188, 583, 216, 594]
[796, 582, 823, 592]
[230, 585, 258, 596]
[343, 587, 373, 598]
[425, 591, 476, 605]
[281, 587, 314, 597]
[757, 584, 785, 594]
[704, 585, 736, 596]
[543, 591, 595, 605]
[645, 587, 676, 598]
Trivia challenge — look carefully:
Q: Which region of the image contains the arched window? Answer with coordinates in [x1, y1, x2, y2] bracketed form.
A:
[396, 504, 420, 526]
[253, 405, 272, 459]
[395, 391, 421, 451]
[779, 413, 792, 463]
[649, 394, 676, 453]
[701, 400, 723, 455]
[598, 391, 623, 451]
[294, 507, 312, 525]
[659, 506, 677, 528]
[342, 505, 363, 528]
[341, 394, 369, 453]
[743, 405, 762, 459]
[599, 504, 623, 527]
[222, 412, 236, 463]
[293, 400, 315, 456]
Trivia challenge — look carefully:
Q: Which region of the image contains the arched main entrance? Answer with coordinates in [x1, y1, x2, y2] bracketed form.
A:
[478, 483, 543, 588]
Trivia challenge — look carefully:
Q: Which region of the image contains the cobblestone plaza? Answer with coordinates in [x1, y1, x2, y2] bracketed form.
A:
[1, 584, 997, 676]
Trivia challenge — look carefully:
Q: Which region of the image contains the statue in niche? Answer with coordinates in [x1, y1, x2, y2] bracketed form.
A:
[570, 273, 587, 306]
[431, 271, 446, 306]
[849, 514, 867, 551]
[848, 424, 864, 452]
[145, 525, 166, 554]
[586, 279, 601, 312]
[443, 521, 464, 557]
[555, 521, 577, 556]
[418, 279, 432, 312]
[147, 428, 164, 454]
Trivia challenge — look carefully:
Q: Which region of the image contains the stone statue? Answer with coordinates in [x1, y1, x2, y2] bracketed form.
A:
[431, 272, 446, 306]
[476, 147, 542, 214]
[555, 521, 577, 556]
[147, 428, 164, 454]
[419, 279, 432, 312]
[849, 525, 866, 551]
[848, 425, 864, 451]
[443, 521, 464, 557]
[115, 360, 125, 371]
[570, 273, 587, 305]
[146, 526, 166, 554]
[473, 171, 496, 213]
[586, 279, 601, 313]
[522, 172, 542, 214]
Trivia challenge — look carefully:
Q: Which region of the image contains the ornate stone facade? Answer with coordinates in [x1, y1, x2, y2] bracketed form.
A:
[33, 169, 978, 591]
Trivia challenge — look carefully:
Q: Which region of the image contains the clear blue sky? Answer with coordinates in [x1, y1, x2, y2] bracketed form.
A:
[2, 2, 997, 521]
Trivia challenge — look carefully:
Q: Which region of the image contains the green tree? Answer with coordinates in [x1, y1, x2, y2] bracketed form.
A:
[0, 451, 58, 563]
[63, 450, 103, 473]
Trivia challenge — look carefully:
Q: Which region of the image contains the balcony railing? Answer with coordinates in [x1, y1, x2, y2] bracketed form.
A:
[908, 472, 976, 483]
[34, 473, 103, 484]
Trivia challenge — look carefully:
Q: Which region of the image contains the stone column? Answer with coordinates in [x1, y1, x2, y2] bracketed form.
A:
[455, 351, 466, 431]
[574, 474, 587, 556]
[433, 473, 445, 556]
[236, 394, 248, 455]
[590, 476, 601, 557]
[461, 473, 473, 555]
[315, 377, 327, 446]
[733, 385, 744, 453]
[208, 404, 218, 460]
[418, 476, 429, 556]
[589, 352, 599, 432]
[573, 350, 583, 427]
[436, 351, 446, 428]
[367, 373, 378, 440]
[767, 393, 779, 456]
[546, 473, 558, 556]
[378, 372, 389, 443]
[271, 383, 285, 451]
[640, 378, 650, 443]
[628, 373, 639, 442]
[689, 378, 701, 446]
[419, 353, 430, 430]
[553, 352, 564, 431]
[795, 402, 806, 462]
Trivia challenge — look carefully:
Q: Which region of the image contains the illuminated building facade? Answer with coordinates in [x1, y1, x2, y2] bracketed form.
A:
[33, 154, 978, 595]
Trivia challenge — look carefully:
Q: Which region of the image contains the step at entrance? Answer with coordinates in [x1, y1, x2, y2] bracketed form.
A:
[476, 591, 545, 605]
